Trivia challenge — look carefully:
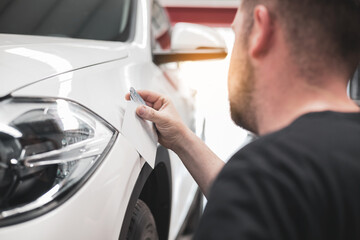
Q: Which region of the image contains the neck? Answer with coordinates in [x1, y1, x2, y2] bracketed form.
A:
[255, 72, 360, 136]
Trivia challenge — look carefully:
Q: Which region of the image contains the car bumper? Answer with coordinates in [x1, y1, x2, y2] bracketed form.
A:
[0, 135, 142, 240]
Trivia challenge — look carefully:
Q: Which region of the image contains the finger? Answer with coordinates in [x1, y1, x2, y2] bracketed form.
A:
[136, 105, 162, 124]
[145, 101, 154, 108]
[153, 96, 166, 111]
[126, 92, 154, 107]
[138, 90, 162, 103]
[137, 90, 167, 111]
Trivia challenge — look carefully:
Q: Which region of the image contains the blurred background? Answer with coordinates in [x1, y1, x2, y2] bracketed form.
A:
[160, 0, 249, 161]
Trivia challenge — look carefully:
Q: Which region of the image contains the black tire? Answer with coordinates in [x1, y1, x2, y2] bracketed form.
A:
[126, 199, 159, 240]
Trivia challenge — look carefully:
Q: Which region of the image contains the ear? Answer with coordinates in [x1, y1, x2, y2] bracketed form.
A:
[248, 6, 274, 58]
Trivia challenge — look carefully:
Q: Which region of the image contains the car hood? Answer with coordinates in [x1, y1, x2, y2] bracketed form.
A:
[0, 34, 130, 97]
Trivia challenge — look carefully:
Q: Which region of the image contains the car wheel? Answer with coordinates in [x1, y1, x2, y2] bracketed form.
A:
[126, 199, 159, 240]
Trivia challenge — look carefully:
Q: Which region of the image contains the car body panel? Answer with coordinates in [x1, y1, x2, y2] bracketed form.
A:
[0, 34, 129, 97]
[0, 135, 143, 240]
[0, 0, 199, 239]
[11, 44, 198, 240]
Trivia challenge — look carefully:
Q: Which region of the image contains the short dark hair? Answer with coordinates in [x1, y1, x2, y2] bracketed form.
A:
[241, 0, 360, 79]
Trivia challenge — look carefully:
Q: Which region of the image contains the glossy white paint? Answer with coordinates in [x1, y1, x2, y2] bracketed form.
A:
[0, 135, 143, 240]
[171, 22, 227, 50]
[0, 0, 199, 239]
[0, 34, 129, 97]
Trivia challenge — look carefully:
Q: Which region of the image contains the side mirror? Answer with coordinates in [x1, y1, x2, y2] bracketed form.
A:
[350, 64, 360, 106]
[154, 23, 228, 64]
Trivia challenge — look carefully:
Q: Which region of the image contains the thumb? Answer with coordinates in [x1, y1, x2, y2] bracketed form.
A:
[136, 105, 161, 123]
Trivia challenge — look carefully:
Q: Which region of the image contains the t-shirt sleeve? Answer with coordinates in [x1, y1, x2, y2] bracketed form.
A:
[194, 141, 321, 240]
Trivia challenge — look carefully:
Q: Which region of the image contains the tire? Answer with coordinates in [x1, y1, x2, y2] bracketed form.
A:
[126, 199, 159, 240]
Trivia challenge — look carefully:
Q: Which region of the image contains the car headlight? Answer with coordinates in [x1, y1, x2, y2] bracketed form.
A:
[0, 98, 117, 225]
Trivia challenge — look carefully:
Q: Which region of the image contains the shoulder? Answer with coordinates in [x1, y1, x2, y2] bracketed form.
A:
[195, 112, 360, 239]
[196, 129, 317, 239]
[221, 121, 311, 179]
[223, 111, 354, 177]
[195, 122, 324, 239]
[207, 114, 334, 211]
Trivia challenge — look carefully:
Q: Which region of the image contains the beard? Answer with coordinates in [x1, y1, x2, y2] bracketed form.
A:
[228, 46, 258, 134]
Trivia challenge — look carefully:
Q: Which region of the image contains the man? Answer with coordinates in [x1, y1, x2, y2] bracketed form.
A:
[127, 0, 360, 238]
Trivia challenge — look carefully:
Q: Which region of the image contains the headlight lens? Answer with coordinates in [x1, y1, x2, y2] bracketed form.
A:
[0, 98, 117, 224]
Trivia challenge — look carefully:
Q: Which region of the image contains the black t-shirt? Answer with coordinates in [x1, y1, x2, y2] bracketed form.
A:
[195, 111, 360, 240]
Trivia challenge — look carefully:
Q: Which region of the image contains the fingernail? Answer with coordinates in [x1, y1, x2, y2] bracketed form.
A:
[138, 106, 146, 116]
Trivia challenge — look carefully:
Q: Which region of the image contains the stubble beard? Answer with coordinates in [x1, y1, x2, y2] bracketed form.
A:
[228, 50, 258, 134]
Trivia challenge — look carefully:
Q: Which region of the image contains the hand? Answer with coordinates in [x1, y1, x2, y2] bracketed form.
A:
[125, 90, 190, 151]
[126, 90, 224, 197]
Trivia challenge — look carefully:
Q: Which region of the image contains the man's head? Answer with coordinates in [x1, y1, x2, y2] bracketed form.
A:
[228, 0, 360, 134]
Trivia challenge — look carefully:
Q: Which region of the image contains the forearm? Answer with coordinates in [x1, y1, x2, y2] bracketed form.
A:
[173, 128, 225, 198]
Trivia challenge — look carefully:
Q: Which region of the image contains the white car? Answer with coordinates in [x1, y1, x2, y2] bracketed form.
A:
[0, 0, 226, 239]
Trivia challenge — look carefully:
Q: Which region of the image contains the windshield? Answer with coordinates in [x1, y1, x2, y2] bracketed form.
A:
[0, 0, 133, 42]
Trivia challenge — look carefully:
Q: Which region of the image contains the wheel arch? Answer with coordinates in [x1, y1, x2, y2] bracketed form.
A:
[118, 146, 172, 240]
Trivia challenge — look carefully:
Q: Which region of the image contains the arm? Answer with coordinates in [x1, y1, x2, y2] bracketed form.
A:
[125, 90, 224, 197]
[171, 126, 225, 197]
